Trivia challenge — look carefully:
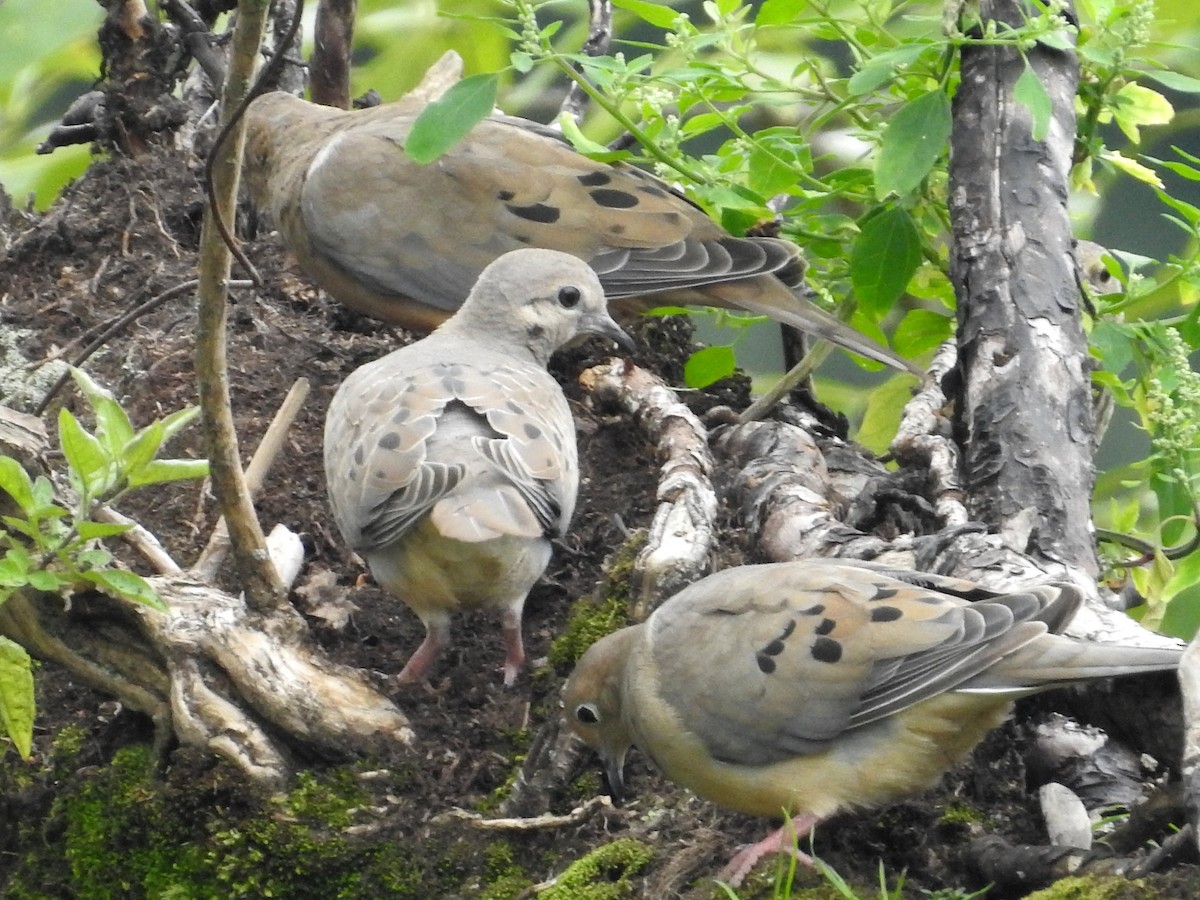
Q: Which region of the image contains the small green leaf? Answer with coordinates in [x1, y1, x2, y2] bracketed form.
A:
[851, 206, 922, 317]
[0, 553, 29, 588]
[684, 345, 737, 388]
[126, 458, 210, 489]
[1111, 83, 1174, 143]
[1143, 70, 1200, 94]
[0, 636, 34, 758]
[122, 420, 165, 474]
[70, 368, 134, 453]
[510, 50, 534, 73]
[76, 520, 133, 540]
[755, 0, 805, 26]
[557, 114, 631, 162]
[875, 89, 951, 197]
[1104, 150, 1163, 188]
[1014, 63, 1052, 142]
[847, 44, 929, 96]
[893, 308, 953, 358]
[156, 406, 201, 443]
[405, 73, 499, 165]
[25, 570, 59, 592]
[58, 407, 115, 499]
[84, 569, 167, 611]
[0, 457, 35, 515]
[612, 0, 685, 28]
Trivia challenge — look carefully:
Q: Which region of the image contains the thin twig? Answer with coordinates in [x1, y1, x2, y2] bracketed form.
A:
[195, 0, 287, 610]
[192, 377, 311, 581]
[34, 279, 249, 416]
[431, 795, 613, 831]
[559, 0, 613, 124]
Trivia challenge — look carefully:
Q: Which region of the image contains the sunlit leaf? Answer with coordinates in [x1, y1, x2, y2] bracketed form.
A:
[405, 73, 498, 165]
[684, 345, 737, 388]
[0, 636, 34, 758]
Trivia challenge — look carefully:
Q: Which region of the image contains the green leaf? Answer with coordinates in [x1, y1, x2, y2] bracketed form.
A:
[755, 0, 805, 26]
[893, 308, 953, 358]
[70, 368, 134, 453]
[851, 206, 922, 317]
[612, 0, 685, 28]
[747, 143, 800, 199]
[847, 44, 929, 96]
[0, 553, 30, 588]
[404, 73, 499, 165]
[0, 636, 34, 758]
[684, 345, 737, 388]
[84, 569, 167, 611]
[76, 520, 133, 540]
[875, 89, 951, 197]
[58, 407, 115, 499]
[1014, 63, 1052, 142]
[156, 406, 201, 444]
[1142, 70, 1200, 94]
[510, 50, 533, 73]
[1111, 83, 1174, 143]
[126, 458, 210, 489]
[0, 457, 35, 515]
[25, 570, 59, 592]
[121, 420, 165, 474]
[1103, 150, 1163, 188]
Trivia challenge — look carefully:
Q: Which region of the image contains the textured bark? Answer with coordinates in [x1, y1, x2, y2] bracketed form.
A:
[310, 0, 357, 109]
[948, 0, 1096, 579]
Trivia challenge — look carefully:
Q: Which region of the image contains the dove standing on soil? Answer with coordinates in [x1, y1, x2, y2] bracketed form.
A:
[325, 249, 632, 685]
[243, 87, 921, 376]
[564, 561, 1182, 885]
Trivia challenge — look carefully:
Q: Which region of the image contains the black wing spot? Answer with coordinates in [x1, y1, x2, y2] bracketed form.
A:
[378, 432, 401, 451]
[811, 637, 842, 664]
[577, 171, 611, 187]
[870, 605, 903, 622]
[507, 203, 560, 224]
[590, 188, 639, 209]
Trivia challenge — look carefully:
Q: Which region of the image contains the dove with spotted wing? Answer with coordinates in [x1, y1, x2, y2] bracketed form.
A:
[564, 560, 1181, 885]
[325, 249, 631, 685]
[243, 84, 921, 376]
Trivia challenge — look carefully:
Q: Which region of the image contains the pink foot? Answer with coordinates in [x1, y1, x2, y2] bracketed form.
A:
[396, 624, 448, 684]
[716, 814, 819, 887]
[500, 608, 525, 687]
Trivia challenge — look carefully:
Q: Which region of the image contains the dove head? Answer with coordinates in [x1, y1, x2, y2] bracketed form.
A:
[563, 626, 641, 804]
[451, 249, 633, 365]
[242, 92, 307, 210]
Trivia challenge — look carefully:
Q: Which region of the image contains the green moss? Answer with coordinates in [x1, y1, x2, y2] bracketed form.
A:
[478, 841, 534, 900]
[1022, 874, 1158, 900]
[939, 802, 986, 826]
[541, 838, 653, 899]
[0, 743, 474, 899]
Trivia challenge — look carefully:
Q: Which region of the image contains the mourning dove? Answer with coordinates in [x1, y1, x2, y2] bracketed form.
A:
[564, 561, 1181, 885]
[243, 89, 922, 376]
[325, 248, 632, 685]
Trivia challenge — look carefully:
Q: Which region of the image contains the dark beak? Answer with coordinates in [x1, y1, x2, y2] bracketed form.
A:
[582, 312, 635, 354]
[601, 751, 627, 806]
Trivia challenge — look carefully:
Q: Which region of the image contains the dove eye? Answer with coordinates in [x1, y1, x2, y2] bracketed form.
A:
[558, 286, 582, 309]
[574, 703, 600, 725]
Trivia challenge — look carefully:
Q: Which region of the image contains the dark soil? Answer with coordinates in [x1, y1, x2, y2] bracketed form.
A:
[0, 149, 1195, 899]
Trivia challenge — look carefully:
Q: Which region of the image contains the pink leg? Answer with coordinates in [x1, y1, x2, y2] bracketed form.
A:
[397, 618, 450, 683]
[500, 607, 525, 687]
[717, 814, 820, 888]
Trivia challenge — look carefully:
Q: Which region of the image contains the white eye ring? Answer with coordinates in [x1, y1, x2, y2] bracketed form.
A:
[574, 702, 600, 725]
